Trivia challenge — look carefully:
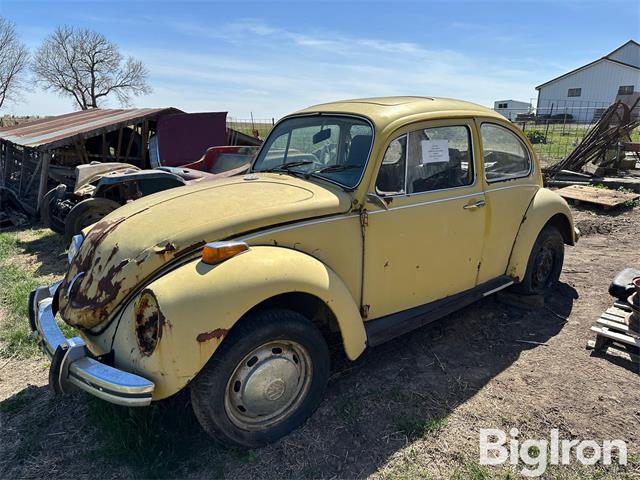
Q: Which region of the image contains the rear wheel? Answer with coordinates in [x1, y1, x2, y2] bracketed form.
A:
[512, 225, 564, 295]
[190, 308, 330, 448]
[64, 197, 121, 241]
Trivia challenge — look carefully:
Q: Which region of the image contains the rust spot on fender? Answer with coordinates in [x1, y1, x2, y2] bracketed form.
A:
[58, 217, 129, 327]
[134, 289, 166, 356]
[58, 213, 203, 330]
[196, 329, 228, 343]
[154, 242, 177, 254]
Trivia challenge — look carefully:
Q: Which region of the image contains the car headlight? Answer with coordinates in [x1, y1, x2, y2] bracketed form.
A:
[67, 234, 84, 264]
[134, 290, 162, 356]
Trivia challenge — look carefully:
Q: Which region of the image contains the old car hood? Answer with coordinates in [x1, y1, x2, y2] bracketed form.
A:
[58, 173, 353, 329]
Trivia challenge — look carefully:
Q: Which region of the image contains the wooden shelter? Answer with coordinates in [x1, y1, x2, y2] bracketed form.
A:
[0, 108, 181, 214]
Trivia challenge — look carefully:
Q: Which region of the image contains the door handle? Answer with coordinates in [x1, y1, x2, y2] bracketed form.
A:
[463, 199, 486, 210]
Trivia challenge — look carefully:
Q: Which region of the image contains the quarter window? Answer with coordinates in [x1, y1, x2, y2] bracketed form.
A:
[481, 123, 531, 182]
[376, 136, 406, 195]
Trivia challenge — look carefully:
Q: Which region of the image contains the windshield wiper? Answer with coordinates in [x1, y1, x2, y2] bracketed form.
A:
[309, 164, 362, 175]
[261, 160, 314, 173]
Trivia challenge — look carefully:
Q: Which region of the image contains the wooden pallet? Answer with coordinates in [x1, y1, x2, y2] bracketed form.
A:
[587, 303, 640, 365]
[557, 185, 640, 208]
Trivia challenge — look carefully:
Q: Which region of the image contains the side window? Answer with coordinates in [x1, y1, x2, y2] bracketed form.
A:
[481, 124, 531, 182]
[406, 126, 473, 194]
[375, 136, 406, 195]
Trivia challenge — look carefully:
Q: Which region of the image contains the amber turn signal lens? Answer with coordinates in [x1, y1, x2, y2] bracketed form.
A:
[201, 241, 249, 265]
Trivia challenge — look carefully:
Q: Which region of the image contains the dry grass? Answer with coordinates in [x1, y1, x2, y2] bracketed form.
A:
[1, 209, 640, 478]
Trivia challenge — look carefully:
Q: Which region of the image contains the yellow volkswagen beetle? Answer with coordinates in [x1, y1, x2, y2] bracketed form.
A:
[29, 97, 577, 447]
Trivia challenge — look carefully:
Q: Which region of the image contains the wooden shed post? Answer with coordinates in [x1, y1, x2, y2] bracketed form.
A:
[37, 151, 51, 209]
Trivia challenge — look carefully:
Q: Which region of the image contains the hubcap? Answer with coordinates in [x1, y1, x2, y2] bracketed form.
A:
[224, 340, 312, 430]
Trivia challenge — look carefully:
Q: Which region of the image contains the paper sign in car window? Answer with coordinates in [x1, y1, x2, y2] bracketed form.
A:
[420, 139, 449, 164]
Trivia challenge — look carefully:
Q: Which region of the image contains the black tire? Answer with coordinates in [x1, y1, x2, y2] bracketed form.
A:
[64, 197, 121, 241]
[512, 225, 564, 295]
[190, 308, 330, 448]
[40, 187, 66, 234]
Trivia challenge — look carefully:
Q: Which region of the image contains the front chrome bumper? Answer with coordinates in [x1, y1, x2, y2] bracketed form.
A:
[28, 283, 154, 407]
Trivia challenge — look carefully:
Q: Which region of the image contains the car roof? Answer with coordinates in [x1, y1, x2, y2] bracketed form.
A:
[293, 96, 505, 130]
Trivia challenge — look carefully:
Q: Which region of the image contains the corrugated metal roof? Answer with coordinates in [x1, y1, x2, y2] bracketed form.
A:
[0, 107, 180, 149]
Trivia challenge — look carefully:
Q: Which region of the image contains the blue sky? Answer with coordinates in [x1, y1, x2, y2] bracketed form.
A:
[0, 0, 638, 118]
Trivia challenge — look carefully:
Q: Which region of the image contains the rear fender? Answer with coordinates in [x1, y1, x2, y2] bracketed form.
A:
[507, 187, 576, 281]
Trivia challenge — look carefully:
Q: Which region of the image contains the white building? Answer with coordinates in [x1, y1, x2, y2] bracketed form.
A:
[535, 40, 640, 122]
[493, 99, 532, 121]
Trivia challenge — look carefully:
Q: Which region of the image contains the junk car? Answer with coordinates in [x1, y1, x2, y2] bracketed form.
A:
[41, 146, 258, 240]
[29, 97, 578, 447]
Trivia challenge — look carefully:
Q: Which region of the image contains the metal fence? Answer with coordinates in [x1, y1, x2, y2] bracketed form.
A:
[227, 117, 275, 140]
[227, 101, 640, 168]
[492, 99, 640, 167]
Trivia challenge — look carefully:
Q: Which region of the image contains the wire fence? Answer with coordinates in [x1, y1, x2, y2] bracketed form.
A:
[227, 117, 275, 140]
[492, 99, 640, 167]
[229, 100, 640, 167]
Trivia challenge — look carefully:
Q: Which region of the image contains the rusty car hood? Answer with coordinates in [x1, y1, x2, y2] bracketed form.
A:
[57, 173, 353, 329]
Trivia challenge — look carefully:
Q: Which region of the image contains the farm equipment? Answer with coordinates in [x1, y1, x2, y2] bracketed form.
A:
[587, 268, 640, 366]
[41, 146, 258, 239]
[546, 100, 640, 180]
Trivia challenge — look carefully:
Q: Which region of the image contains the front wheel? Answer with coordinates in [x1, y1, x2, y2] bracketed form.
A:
[63, 197, 121, 241]
[40, 187, 67, 234]
[190, 308, 330, 448]
[512, 225, 564, 295]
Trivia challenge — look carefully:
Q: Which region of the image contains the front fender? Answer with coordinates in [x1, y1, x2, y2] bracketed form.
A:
[111, 246, 366, 400]
[507, 188, 576, 281]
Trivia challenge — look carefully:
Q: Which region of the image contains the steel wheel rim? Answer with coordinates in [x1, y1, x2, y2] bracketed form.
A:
[532, 240, 555, 290]
[224, 340, 313, 430]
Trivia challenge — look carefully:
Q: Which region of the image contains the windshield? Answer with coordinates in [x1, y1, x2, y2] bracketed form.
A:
[252, 115, 373, 189]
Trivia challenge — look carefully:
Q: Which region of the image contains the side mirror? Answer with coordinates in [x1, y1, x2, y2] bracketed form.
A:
[366, 192, 389, 210]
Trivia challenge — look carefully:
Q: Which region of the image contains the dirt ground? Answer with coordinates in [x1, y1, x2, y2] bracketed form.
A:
[1, 204, 639, 479]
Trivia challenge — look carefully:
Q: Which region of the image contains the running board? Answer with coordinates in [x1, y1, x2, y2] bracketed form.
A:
[365, 276, 514, 347]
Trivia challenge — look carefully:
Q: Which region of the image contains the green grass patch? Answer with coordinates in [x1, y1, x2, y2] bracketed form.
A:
[0, 233, 19, 260]
[449, 461, 512, 480]
[394, 415, 447, 441]
[0, 261, 42, 357]
[0, 229, 74, 358]
[86, 396, 223, 478]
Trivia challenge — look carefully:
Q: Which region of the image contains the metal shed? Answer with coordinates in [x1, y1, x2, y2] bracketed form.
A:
[0, 107, 182, 214]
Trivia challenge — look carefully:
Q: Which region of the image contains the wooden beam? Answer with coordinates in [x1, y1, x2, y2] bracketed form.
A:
[102, 132, 108, 159]
[124, 125, 136, 160]
[141, 120, 149, 167]
[115, 126, 124, 161]
[37, 152, 51, 210]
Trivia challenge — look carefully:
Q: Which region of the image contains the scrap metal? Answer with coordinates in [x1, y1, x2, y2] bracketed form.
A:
[545, 100, 640, 179]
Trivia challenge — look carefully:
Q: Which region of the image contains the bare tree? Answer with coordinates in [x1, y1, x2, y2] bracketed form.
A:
[0, 17, 29, 110]
[32, 26, 151, 109]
